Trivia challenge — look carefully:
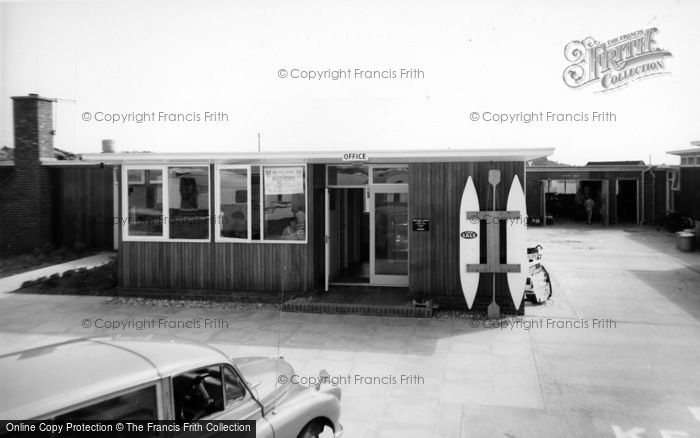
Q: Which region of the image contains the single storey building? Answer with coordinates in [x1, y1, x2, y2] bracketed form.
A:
[667, 144, 700, 241]
[83, 148, 550, 312]
[525, 161, 678, 226]
[1, 94, 553, 313]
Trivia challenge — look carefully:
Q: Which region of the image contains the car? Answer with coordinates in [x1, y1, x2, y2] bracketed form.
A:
[0, 334, 343, 438]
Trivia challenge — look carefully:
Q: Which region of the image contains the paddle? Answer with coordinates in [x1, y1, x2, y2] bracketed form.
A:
[487, 169, 501, 319]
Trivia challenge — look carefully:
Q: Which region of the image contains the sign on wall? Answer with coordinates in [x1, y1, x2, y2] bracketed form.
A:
[412, 218, 430, 231]
[342, 152, 368, 161]
[264, 167, 304, 195]
[411, 218, 430, 231]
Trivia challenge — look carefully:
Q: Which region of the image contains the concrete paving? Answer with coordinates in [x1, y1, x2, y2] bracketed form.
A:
[0, 226, 699, 437]
[0, 252, 115, 294]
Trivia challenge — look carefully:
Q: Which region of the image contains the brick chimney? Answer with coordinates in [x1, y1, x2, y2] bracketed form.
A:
[13, 94, 55, 161]
[0, 94, 55, 253]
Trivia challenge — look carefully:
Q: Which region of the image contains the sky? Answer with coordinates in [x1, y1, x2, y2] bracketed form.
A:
[0, 0, 699, 165]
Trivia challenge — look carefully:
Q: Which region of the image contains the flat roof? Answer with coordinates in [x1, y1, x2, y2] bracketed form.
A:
[70, 147, 554, 166]
[586, 160, 645, 166]
[527, 165, 646, 172]
[667, 147, 700, 156]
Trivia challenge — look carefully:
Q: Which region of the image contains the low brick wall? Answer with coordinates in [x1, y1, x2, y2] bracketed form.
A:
[282, 301, 433, 318]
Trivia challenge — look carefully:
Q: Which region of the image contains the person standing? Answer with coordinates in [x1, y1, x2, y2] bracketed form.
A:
[584, 197, 596, 224]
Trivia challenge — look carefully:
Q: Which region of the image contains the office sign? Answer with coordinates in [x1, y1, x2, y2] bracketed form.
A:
[342, 152, 368, 162]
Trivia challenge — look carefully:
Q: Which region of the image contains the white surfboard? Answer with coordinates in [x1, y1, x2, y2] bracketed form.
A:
[459, 177, 480, 309]
[506, 175, 528, 310]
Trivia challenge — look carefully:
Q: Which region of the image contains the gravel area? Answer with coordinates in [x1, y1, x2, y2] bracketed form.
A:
[106, 296, 280, 312]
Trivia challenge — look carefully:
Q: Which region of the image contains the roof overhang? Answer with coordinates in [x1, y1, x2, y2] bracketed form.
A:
[667, 147, 700, 156]
[527, 165, 646, 173]
[73, 147, 555, 166]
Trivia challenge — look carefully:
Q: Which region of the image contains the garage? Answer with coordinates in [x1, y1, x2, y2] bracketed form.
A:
[542, 179, 606, 225]
[526, 161, 676, 226]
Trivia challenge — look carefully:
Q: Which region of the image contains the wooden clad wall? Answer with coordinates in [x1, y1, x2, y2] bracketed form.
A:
[642, 170, 669, 225]
[120, 241, 313, 291]
[409, 161, 525, 313]
[680, 167, 700, 220]
[51, 166, 114, 249]
[119, 164, 324, 292]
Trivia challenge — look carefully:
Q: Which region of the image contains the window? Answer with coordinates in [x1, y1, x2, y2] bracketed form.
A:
[216, 166, 251, 241]
[55, 385, 158, 421]
[173, 366, 226, 422]
[328, 164, 409, 186]
[263, 166, 306, 241]
[327, 165, 368, 186]
[123, 165, 210, 241]
[670, 171, 680, 191]
[372, 166, 409, 184]
[126, 169, 163, 237]
[169, 167, 210, 239]
[680, 156, 699, 166]
[546, 180, 577, 194]
[215, 164, 306, 243]
[223, 366, 246, 405]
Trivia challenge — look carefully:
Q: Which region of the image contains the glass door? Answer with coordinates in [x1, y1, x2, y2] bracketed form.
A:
[370, 188, 409, 286]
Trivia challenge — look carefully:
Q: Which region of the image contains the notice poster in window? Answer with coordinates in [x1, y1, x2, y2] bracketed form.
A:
[264, 167, 304, 195]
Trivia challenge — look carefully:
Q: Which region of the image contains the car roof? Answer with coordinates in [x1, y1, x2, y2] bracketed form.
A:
[0, 333, 231, 419]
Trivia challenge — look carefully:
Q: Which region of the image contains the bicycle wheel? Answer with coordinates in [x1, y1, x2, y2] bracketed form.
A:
[541, 265, 552, 301]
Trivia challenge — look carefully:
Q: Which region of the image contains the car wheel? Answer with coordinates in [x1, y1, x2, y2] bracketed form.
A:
[298, 420, 324, 438]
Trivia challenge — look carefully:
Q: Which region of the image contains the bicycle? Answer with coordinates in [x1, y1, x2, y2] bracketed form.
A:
[524, 244, 553, 304]
[657, 211, 695, 233]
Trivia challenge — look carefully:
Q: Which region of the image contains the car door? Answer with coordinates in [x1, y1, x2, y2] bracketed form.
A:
[171, 364, 273, 438]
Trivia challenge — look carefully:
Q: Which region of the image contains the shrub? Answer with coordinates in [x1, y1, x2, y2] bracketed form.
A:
[41, 242, 55, 255]
[73, 241, 87, 256]
[54, 245, 68, 258]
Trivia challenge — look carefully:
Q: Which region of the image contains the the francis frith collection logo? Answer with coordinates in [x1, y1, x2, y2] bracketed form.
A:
[563, 28, 672, 92]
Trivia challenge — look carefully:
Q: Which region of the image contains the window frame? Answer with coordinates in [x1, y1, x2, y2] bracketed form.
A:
[214, 165, 253, 243]
[48, 381, 162, 421]
[670, 170, 680, 191]
[326, 164, 370, 188]
[680, 155, 700, 167]
[326, 164, 409, 187]
[259, 164, 309, 244]
[169, 364, 251, 422]
[370, 164, 409, 185]
[214, 163, 309, 244]
[222, 364, 247, 406]
[122, 164, 211, 243]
